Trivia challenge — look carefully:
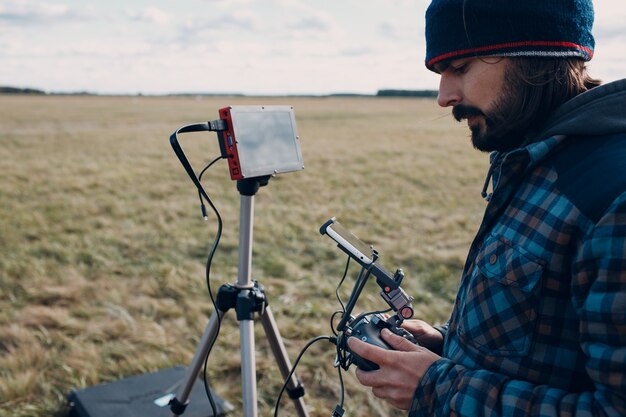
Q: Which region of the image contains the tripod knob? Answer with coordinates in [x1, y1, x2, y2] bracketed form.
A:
[235, 282, 267, 320]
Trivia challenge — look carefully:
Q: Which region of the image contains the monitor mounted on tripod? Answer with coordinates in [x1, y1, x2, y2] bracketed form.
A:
[166, 105, 309, 417]
[218, 105, 304, 180]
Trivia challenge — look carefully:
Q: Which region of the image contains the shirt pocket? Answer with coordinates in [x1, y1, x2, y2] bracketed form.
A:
[458, 235, 544, 357]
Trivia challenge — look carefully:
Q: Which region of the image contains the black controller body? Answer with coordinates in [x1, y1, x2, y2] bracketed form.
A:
[340, 314, 417, 371]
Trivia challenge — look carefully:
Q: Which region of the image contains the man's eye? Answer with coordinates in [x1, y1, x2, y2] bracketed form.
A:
[452, 63, 468, 74]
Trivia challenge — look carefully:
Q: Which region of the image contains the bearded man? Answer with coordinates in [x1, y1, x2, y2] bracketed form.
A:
[348, 1, 626, 415]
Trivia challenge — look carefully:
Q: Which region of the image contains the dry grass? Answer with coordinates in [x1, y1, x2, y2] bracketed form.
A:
[0, 94, 488, 417]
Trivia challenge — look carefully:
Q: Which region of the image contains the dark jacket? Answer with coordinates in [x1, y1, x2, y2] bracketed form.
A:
[411, 78, 626, 416]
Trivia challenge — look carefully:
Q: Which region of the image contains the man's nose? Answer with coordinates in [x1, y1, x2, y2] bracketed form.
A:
[437, 74, 461, 107]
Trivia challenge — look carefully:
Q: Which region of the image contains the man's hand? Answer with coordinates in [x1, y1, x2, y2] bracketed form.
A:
[348, 328, 440, 410]
[401, 319, 444, 354]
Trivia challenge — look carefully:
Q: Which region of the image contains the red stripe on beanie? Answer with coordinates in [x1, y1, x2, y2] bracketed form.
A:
[427, 41, 594, 67]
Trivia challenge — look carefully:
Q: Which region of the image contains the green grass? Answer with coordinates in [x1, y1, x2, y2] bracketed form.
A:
[0, 94, 488, 417]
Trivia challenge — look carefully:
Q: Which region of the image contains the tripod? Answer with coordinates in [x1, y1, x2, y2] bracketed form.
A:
[169, 177, 309, 417]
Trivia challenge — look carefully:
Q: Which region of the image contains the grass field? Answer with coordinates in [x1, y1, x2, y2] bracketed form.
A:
[0, 94, 488, 417]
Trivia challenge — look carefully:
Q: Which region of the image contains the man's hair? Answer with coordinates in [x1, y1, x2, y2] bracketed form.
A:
[498, 57, 601, 142]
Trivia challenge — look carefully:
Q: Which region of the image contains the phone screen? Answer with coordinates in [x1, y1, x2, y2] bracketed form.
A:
[325, 219, 373, 265]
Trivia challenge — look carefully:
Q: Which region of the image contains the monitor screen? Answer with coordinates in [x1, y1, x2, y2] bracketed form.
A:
[229, 106, 304, 178]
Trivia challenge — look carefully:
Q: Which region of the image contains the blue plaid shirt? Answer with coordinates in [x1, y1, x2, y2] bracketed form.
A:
[411, 81, 626, 417]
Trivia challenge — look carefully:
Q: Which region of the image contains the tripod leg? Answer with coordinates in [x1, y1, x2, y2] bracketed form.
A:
[170, 309, 226, 417]
[260, 306, 310, 417]
[240, 318, 258, 417]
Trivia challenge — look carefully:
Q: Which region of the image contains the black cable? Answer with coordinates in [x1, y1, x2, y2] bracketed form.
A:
[330, 310, 344, 337]
[169, 121, 230, 416]
[329, 255, 354, 337]
[170, 124, 223, 206]
[273, 335, 333, 417]
[335, 256, 351, 314]
[337, 363, 345, 408]
[332, 331, 348, 411]
[203, 343, 218, 416]
[196, 159, 224, 417]
[198, 156, 225, 220]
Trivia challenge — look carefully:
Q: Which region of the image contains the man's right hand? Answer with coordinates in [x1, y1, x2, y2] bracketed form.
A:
[349, 328, 441, 410]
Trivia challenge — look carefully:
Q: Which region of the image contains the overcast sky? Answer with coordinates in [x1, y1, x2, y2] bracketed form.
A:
[1, 0, 624, 95]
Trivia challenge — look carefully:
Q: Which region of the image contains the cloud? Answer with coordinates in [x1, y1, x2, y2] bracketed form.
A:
[3, 0, 617, 95]
[128, 7, 171, 25]
[378, 22, 397, 39]
[289, 16, 330, 32]
[0, 0, 95, 25]
[176, 10, 261, 42]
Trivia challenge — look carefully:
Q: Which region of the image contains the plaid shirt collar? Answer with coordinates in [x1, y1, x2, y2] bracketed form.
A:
[482, 134, 568, 201]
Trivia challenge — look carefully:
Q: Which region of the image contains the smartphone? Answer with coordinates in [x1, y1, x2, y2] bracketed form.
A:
[320, 217, 374, 265]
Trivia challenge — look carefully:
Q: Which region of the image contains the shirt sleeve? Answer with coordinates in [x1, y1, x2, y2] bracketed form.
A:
[409, 193, 626, 417]
[432, 323, 449, 339]
[431, 323, 448, 355]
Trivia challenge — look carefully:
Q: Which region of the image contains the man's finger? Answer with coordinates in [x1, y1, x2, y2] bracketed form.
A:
[355, 367, 383, 387]
[380, 329, 421, 352]
[347, 336, 385, 360]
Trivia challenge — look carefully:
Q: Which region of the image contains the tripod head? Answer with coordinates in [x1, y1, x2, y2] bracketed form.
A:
[237, 176, 271, 196]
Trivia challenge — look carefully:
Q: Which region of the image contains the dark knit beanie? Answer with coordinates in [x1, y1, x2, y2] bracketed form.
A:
[425, 0, 595, 71]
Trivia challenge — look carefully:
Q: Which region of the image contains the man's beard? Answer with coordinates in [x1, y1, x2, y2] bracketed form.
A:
[452, 80, 529, 153]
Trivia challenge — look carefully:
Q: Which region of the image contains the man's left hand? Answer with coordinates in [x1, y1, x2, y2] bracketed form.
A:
[348, 328, 441, 410]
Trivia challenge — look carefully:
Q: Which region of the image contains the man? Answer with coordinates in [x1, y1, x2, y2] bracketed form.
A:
[347, 0, 626, 415]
